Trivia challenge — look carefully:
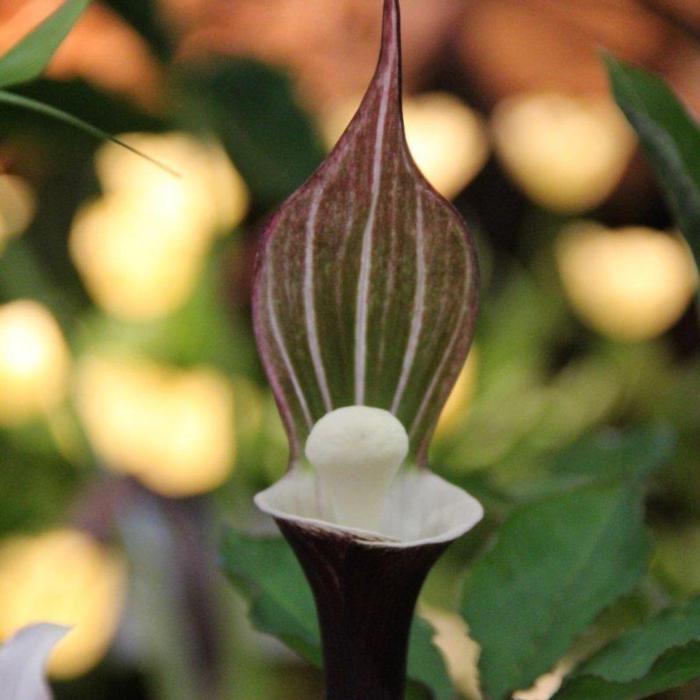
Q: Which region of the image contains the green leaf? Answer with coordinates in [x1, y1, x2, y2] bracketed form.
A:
[461, 480, 652, 700]
[509, 423, 675, 501]
[221, 530, 454, 699]
[553, 642, 700, 700]
[408, 618, 457, 700]
[221, 530, 320, 663]
[576, 596, 700, 683]
[177, 59, 325, 208]
[604, 53, 700, 268]
[0, 0, 90, 88]
[252, 0, 478, 461]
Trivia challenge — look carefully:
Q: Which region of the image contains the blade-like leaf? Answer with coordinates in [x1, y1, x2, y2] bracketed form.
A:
[221, 529, 454, 699]
[553, 642, 700, 700]
[252, 0, 479, 461]
[461, 480, 651, 700]
[0, 90, 178, 177]
[604, 54, 700, 268]
[0, 0, 90, 89]
[0, 623, 68, 700]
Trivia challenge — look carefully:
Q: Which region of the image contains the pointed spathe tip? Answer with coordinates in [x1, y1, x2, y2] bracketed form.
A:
[379, 0, 402, 74]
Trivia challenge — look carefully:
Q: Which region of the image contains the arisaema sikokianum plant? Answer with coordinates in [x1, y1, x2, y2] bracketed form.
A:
[249, 0, 482, 696]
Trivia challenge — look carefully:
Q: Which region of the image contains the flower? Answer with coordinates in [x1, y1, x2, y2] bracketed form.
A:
[0, 624, 68, 700]
[248, 1, 483, 695]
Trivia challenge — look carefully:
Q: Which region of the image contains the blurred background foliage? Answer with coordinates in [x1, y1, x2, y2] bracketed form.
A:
[1, 1, 700, 699]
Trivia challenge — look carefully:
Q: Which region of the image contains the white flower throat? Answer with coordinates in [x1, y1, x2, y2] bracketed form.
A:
[305, 406, 409, 531]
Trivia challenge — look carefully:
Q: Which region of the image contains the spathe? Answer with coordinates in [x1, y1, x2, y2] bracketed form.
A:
[0, 624, 68, 700]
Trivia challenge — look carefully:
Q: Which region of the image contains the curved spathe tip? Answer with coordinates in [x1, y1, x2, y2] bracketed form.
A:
[255, 468, 483, 549]
[0, 623, 69, 700]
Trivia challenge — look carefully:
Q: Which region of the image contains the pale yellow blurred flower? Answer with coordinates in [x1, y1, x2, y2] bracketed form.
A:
[0, 300, 70, 425]
[436, 349, 478, 438]
[492, 93, 636, 212]
[0, 175, 36, 254]
[0, 529, 126, 679]
[70, 133, 249, 321]
[320, 92, 489, 200]
[557, 222, 698, 341]
[74, 355, 236, 497]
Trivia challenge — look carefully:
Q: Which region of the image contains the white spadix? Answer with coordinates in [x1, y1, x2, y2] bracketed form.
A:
[305, 406, 409, 531]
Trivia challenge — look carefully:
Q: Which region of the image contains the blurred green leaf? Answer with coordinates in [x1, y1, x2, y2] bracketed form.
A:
[221, 530, 455, 700]
[0, 435, 80, 535]
[0, 0, 90, 88]
[407, 618, 457, 700]
[177, 59, 325, 207]
[554, 641, 700, 700]
[604, 53, 700, 268]
[103, 0, 172, 60]
[573, 596, 700, 683]
[461, 478, 652, 700]
[509, 423, 675, 501]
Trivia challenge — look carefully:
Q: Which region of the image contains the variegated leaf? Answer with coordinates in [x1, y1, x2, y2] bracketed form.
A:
[253, 0, 479, 462]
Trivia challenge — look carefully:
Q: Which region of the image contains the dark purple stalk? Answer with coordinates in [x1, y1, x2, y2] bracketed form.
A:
[278, 518, 448, 699]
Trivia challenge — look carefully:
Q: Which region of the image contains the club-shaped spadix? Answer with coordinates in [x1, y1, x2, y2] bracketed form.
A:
[305, 406, 408, 531]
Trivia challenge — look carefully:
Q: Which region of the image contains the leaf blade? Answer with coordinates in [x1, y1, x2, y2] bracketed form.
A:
[604, 53, 700, 268]
[577, 596, 700, 684]
[553, 642, 700, 700]
[461, 481, 651, 700]
[0, 0, 90, 89]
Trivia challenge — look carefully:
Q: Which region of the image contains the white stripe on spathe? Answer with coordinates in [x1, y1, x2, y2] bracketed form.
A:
[266, 269, 314, 429]
[353, 45, 396, 405]
[304, 186, 333, 411]
[391, 188, 426, 413]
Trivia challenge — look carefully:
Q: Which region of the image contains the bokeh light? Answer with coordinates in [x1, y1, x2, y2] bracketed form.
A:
[0, 528, 126, 679]
[557, 222, 698, 341]
[492, 93, 636, 212]
[320, 92, 489, 199]
[70, 133, 249, 321]
[0, 174, 36, 254]
[436, 349, 478, 437]
[74, 355, 236, 497]
[0, 300, 70, 425]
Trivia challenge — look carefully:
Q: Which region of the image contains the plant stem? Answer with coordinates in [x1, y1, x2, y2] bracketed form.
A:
[277, 519, 448, 700]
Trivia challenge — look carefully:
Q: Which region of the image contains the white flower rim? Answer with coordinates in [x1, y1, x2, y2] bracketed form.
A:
[255, 467, 483, 549]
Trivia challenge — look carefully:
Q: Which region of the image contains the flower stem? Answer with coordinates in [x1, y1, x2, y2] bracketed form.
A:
[277, 519, 448, 699]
